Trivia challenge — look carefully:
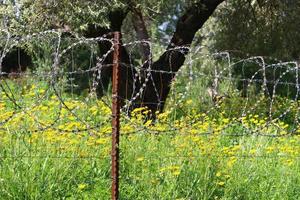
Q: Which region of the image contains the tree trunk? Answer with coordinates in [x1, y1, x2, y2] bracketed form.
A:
[84, 10, 134, 101]
[133, 0, 225, 114]
[84, 1, 225, 115]
[129, 1, 151, 62]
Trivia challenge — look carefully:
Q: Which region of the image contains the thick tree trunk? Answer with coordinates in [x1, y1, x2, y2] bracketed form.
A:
[84, 10, 134, 101]
[84, 1, 225, 115]
[134, 0, 225, 113]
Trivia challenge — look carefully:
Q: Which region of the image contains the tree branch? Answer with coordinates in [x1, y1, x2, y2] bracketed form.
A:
[138, 0, 225, 113]
[161, 0, 226, 72]
[129, 1, 151, 62]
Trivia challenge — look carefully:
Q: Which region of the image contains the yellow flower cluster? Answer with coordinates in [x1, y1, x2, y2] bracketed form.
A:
[1, 80, 300, 173]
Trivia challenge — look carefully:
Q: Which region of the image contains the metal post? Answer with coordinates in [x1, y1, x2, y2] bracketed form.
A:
[111, 31, 121, 200]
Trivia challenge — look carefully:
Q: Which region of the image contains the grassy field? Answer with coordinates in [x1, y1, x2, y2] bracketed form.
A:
[1, 77, 300, 199]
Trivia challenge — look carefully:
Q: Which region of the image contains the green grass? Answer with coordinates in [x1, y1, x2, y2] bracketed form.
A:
[1, 77, 300, 199]
[1, 132, 300, 199]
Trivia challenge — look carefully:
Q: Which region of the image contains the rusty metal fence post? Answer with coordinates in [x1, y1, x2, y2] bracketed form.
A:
[111, 31, 121, 200]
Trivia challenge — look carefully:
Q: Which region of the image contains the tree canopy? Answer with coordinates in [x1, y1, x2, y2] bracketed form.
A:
[1, 0, 300, 114]
[213, 0, 300, 60]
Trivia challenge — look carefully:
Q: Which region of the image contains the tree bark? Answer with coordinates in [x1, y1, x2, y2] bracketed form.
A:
[84, 10, 134, 101]
[129, 1, 151, 62]
[84, 1, 225, 115]
[134, 0, 225, 113]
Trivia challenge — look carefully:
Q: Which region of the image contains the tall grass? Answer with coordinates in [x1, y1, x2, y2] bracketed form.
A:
[1, 75, 300, 199]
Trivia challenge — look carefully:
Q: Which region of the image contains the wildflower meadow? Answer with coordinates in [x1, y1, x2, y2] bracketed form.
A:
[1, 75, 300, 199]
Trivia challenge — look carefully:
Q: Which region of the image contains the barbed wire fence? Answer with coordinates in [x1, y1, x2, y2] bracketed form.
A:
[1, 30, 300, 198]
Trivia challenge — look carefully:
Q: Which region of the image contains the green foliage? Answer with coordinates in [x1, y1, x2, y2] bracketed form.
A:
[212, 0, 300, 60]
[2, 1, 300, 198]
[1, 0, 125, 33]
[1, 0, 186, 34]
[1, 78, 300, 199]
